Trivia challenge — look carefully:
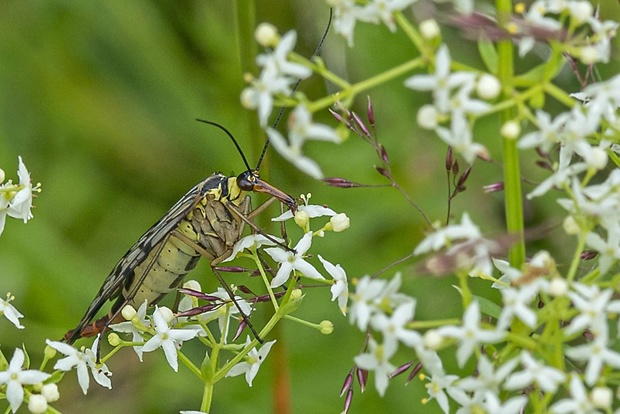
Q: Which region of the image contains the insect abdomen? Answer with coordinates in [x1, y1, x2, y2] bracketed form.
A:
[123, 221, 202, 309]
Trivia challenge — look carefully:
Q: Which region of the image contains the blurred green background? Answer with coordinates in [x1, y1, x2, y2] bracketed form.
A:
[0, 1, 618, 413]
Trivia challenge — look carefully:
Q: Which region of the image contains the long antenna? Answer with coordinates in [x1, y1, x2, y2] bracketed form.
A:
[254, 8, 333, 170]
[196, 118, 253, 172]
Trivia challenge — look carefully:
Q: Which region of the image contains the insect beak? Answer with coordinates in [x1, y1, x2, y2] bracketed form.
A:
[252, 178, 298, 213]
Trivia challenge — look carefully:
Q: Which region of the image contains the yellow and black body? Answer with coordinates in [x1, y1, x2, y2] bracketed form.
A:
[64, 170, 296, 344]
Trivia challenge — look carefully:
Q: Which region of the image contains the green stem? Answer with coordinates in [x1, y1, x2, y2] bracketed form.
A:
[234, 0, 264, 163]
[307, 57, 425, 113]
[496, 0, 525, 268]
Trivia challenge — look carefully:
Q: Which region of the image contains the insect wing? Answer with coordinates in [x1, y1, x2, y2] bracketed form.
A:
[65, 174, 223, 343]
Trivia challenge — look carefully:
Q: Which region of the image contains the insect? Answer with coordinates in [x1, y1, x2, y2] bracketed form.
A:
[64, 121, 297, 345]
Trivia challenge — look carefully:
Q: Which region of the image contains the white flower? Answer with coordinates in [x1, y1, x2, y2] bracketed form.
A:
[110, 300, 149, 361]
[565, 284, 615, 336]
[0, 349, 50, 413]
[327, 0, 378, 46]
[565, 328, 620, 386]
[141, 307, 201, 372]
[46, 337, 112, 394]
[518, 110, 568, 152]
[287, 105, 341, 148]
[241, 65, 292, 127]
[318, 255, 349, 315]
[357, 0, 418, 32]
[481, 392, 527, 414]
[0, 293, 24, 329]
[225, 336, 276, 386]
[353, 338, 396, 397]
[370, 301, 422, 355]
[223, 233, 283, 262]
[405, 45, 476, 114]
[551, 374, 601, 414]
[348, 273, 410, 331]
[422, 367, 460, 414]
[180, 287, 253, 343]
[266, 127, 324, 179]
[414, 213, 482, 255]
[584, 225, 620, 274]
[435, 114, 488, 164]
[348, 275, 389, 330]
[242, 30, 311, 126]
[264, 232, 324, 287]
[497, 283, 540, 330]
[447, 83, 491, 120]
[437, 301, 505, 367]
[7, 156, 34, 222]
[504, 351, 565, 393]
[256, 31, 311, 80]
[272, 202, 336, 222]
[457, 355, 518, 394]
[527, 157, 588, 199]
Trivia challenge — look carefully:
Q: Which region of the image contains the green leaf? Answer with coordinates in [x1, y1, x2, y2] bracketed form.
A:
[474, 295, 502, 319]
[201, 352, 214, 382]
[48, 370, 66, 384]
[478, 37, 498, 74]
[518, 64, 546, 83]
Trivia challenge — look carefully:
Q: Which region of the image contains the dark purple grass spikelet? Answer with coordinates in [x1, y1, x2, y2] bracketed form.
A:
[367, 96, 375, 126]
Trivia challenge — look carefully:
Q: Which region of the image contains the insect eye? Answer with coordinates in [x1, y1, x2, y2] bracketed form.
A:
[236, 171, 256, 191]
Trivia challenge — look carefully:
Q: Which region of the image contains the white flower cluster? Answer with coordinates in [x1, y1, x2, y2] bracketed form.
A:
[516, 0, 617, 63]
[326, 0, 476, 47]
[347, 236, 620, 412]
[0, 156, 38, 237]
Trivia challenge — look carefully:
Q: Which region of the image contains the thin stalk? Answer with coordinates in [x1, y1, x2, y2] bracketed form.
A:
[497, 0, 525, 268]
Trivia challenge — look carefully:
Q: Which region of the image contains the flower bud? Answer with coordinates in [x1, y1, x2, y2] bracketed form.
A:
[587, 147, 608, 170]
[255, 23, 279, 47]
[121, 305, 137, 321]
[580, 46, 599, 65]
[477, 74, 501, 100]
[592, 386, 612, 409]
[44, 345, 57, 360]
[291, 289, 303, 300]
[41, 383, 60, 402]
[320, 320, 334, 335]
[0, 168, 4, 184]
[500, 120, 520, 139]
[570, 1, 593, 24]
[28, 394, 48, 414]
[108, 333, 121, 347]
[329, 213, 350, 232]
[294, 210, 310, 229]
[563, 216, 580, 235]
[183, 279, 202, 291]
[420, 19, 440, 40]
[423, 329, 443, 349]
[158, 306, 175, 323]
[240, 87, 257, 109]
[548, 278, 568, 297]
[417, 105, 438, 130]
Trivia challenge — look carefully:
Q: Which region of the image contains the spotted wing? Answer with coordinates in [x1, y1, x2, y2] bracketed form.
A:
[65, 174, 224, 344]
